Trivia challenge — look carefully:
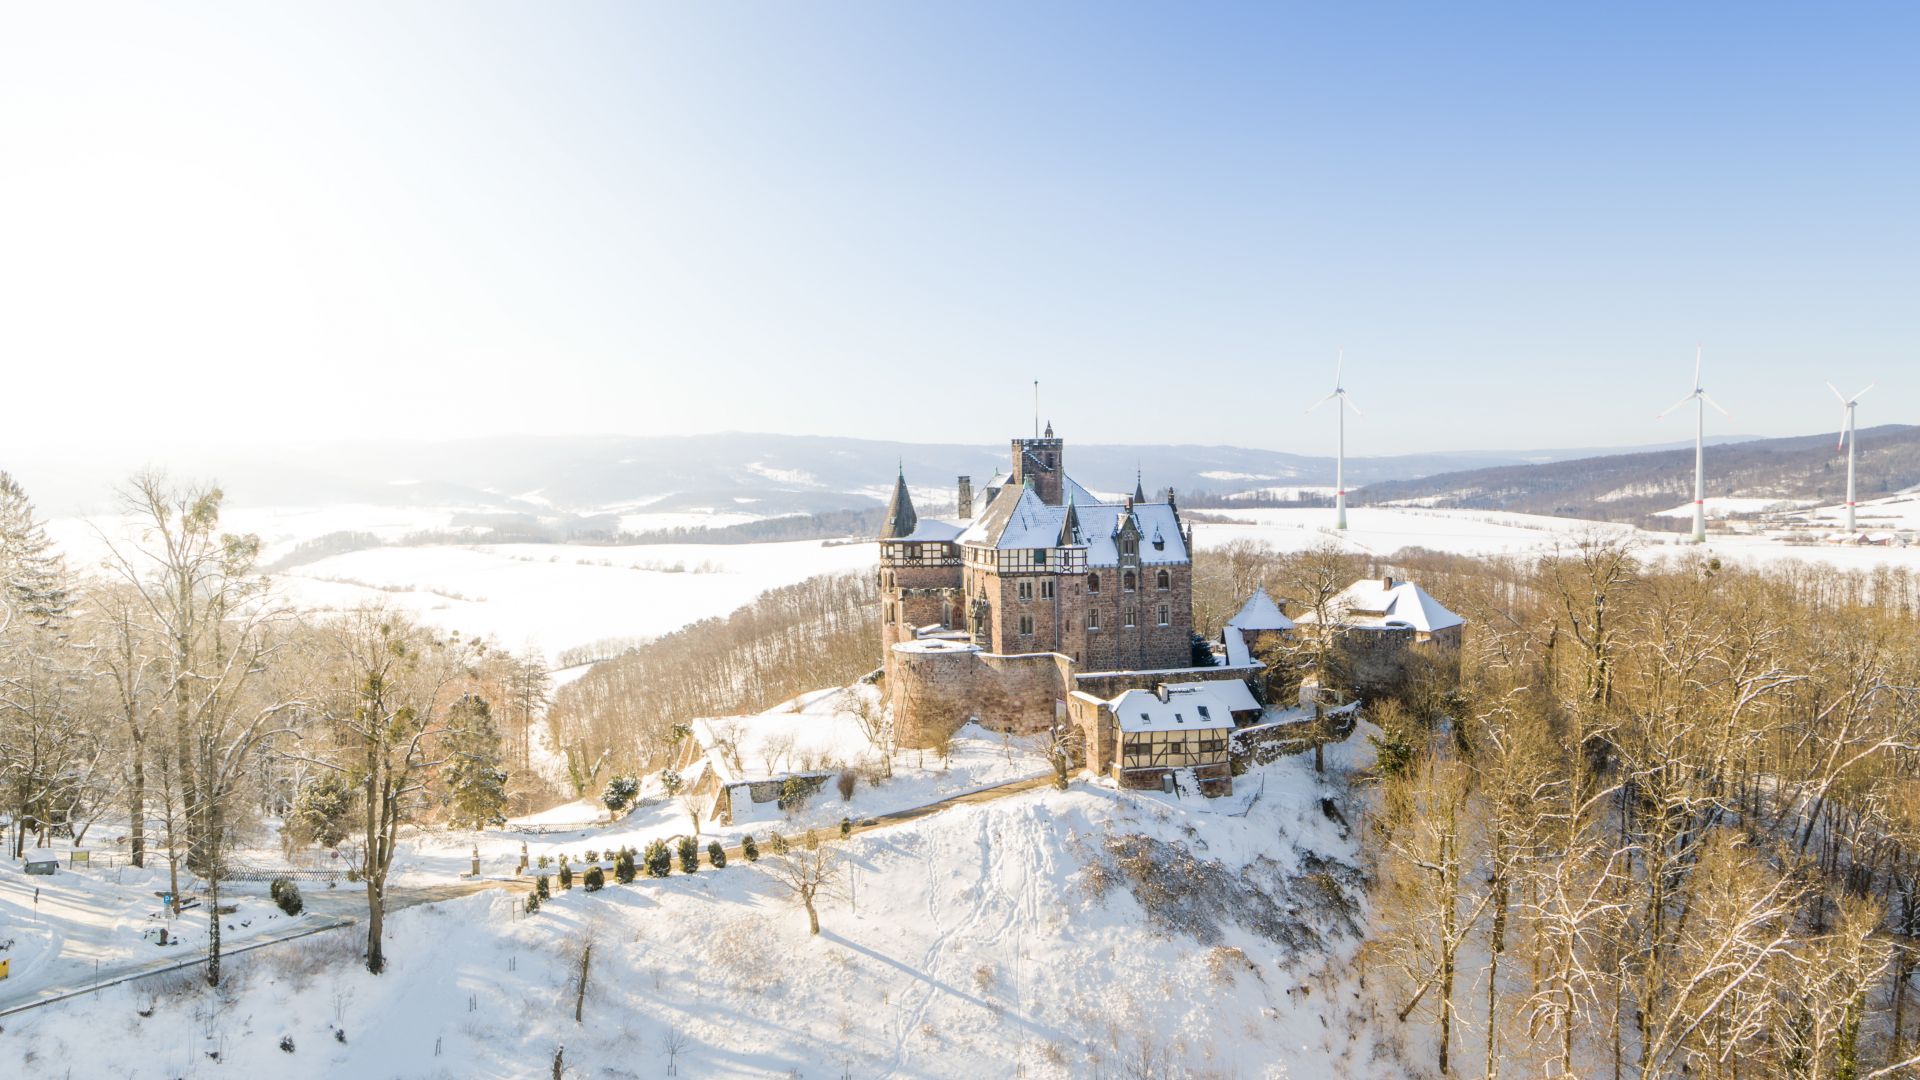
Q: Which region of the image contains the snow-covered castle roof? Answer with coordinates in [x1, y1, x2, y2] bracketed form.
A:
[1296, 577, 1463, 633]
[956, 481, 1188, 566]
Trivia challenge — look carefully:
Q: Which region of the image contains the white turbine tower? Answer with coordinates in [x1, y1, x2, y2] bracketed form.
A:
[1827, 380, 1874, 533]
[1657, 344, 1729, 544]
[1308, 349, 1362, 530]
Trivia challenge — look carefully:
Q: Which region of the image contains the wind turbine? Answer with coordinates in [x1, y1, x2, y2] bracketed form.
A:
[1827, 380, 1875, 532]
[1656, 344, 1729, 544]
[1308, 349, 1362, 530]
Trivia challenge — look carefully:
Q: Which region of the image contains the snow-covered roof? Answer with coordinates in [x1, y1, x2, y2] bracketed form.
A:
[1227, 589, 1293, 632]
[1163, 679, 1261, 713]
[1222, 626, 1252, 667]
[1111, 684, 1240, 733]
[25, 848, 58, 864]
[893, 638, 979, 654]
[957, 478, 1189, 566]
[1296, 577, 1463, 633]
[896, 519, 964, 543]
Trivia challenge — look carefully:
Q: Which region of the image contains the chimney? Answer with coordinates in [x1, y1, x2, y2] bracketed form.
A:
[1382, 576, 1395, 590]
[957, 475, 973, 518]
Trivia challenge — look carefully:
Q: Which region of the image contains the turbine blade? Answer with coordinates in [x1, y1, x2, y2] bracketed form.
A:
[1344, 394, 1363, 417]
[1306, 391, 1338, 413]
[1827, 380, 1848, 404]
[1693, 344, 1703, 390]
[1854, 382, 1875, 402]
[1701, 392, 1730, 417]
[1333, 348, 1345, 391]
[1656, 393, 1695, 418]
[1838, 409, 1849, 453]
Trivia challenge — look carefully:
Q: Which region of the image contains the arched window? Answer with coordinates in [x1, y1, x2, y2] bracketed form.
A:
[1123, 571, 1137, 592]
[1087, 573, 1100, 593]
[1155, 569, 1170, 591]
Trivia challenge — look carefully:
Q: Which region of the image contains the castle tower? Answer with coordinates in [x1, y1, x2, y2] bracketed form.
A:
[1010, 421, 1065, 506]
[882, 465, 917, 539]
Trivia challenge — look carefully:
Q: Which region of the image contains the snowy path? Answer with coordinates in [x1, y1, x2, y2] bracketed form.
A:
[0, 879, 511, 1017]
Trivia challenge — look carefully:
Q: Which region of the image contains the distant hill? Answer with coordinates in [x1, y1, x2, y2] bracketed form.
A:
[8, 431, 1765, 518]
[1358, 424, 1920, 524]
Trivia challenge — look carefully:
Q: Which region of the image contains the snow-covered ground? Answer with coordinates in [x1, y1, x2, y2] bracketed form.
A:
[1652, 496, 1815, 519]
[1191, 506, 1632, 560]
[397, 687, 1052, 884]
[4, 728, 1384, 1079]
[269, 538, 876, 656]
[1191, 504, 1920, 574]
[46, 503, 869, 657]
[0, 853, 311, 1009]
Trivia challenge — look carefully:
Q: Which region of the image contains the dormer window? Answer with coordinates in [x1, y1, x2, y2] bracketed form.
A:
[1034, 548, 1047, 566]
[1153, 535, 1165, 551]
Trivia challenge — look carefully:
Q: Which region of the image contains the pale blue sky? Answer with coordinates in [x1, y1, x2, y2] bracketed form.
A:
[1, 3, 1913, 456]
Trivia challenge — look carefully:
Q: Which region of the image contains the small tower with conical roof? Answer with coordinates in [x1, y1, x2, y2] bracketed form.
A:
[882, 464, 918, 539]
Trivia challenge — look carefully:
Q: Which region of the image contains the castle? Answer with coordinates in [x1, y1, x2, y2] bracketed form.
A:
[879, 425, 1259, 794]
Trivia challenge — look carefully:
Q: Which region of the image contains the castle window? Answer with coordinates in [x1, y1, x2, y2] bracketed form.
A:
[1017, 581, 1033, 601]
[1087, 573, 1100, 593]
[1156, 569, 1170, 591]
[1123, 571, 1136, 592]
[1157, 604, 1170, 626]
[1087, 609, 1100, 630]
[1040, 579, 1055, 600]
[1035, 549, 1047, 566]
[1018, 615, 1034, 636]
[1124, 607, 1136, 628]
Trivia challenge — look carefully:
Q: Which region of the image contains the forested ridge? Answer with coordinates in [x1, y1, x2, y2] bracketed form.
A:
[1359, 423, 1920, 524]
[546, 571, 880, 787]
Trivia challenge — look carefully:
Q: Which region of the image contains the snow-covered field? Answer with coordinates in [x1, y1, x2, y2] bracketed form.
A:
[1191, 504, 1920, 574]
[4, 729, 1383, 1079]
[270, 538, 875, 656]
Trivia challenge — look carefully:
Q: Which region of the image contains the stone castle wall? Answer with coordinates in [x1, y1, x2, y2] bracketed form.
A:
[888, 644, 1075, 749]
[1080, 562, 1194, 672]
[1339, 624, 1463, 700]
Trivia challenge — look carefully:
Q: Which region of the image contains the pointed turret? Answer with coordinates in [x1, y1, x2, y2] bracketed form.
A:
[1058, 492, 1082, 546]
[1133, 469, 1147, 504]
[882, 465, 918, 539]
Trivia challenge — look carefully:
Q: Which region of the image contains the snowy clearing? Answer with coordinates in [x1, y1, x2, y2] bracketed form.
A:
[5, 728, 1383, 1079]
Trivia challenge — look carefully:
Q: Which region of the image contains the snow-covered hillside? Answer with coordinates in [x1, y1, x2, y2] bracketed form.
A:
[3, 733, 1384, 1079]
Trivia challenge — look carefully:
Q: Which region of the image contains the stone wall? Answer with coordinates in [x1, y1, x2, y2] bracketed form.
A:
[1081, 561, 1194, 671]
[1230, 704, 1361, 769]
[1070, 662, 1259, 703]
[1338, 624, 1463, 700]
[888, 644, 1074, 748]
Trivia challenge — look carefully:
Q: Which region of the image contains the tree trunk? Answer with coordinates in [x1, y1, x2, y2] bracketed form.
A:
[128, 739, 146, 869]
[805, 897, 819, 935]
[206, 876, 222, 987]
